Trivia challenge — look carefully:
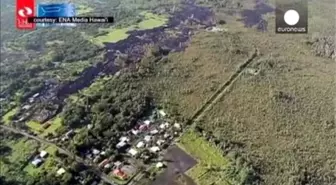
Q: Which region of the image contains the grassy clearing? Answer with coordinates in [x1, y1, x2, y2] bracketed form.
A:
[87, 11, 168, 45]
[2, 107, 18, 124]
[24, 145, 59, 177]
[137, 12, 168, 29]
[178, 131, 230, 185]
[27, 116, 63, 137]
[195, 9, 336, 184]
[0, 138, 39, 180]
[76, 4, 94, 15]
[93, 27, 131, 45]
[40, 116, 64, 137]
[26, 120, 43, 134]
[8, 139, 39, 164]
[138, 31, 254, 118]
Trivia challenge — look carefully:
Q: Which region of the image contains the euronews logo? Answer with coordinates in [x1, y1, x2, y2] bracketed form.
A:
[276, 0, 308, 33]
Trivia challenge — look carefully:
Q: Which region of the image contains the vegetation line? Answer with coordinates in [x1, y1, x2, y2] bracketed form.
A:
[189, 48, 259, 123]
[0, 124, 116, 185]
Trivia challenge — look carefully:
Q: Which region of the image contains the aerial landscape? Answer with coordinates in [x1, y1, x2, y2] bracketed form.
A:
[0, 0, 335, 185]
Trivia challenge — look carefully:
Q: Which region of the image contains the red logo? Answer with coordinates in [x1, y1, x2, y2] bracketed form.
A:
[16, 0, 35, 29]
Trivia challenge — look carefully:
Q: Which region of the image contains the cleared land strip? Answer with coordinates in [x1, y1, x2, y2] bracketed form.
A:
[189, 48, 259, 123]
[0, 125, 116, 185]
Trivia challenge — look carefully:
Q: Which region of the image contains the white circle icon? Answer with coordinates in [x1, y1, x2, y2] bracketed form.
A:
[18, 7, 33, 17]
[284, 9, 300, 26]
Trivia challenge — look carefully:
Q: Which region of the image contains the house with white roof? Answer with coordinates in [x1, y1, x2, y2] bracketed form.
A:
[150, 146, 160, 153]
[131, 129, 139, 135]
[144, 135, 152, 142]
[150, 129, 159, 135]
[156, 139, 165, 146]
[174, 123, 181, 130]
[156, 162, 164, 168]
[158, 110, 167, 117]
[92, 149, 100, 155]
[144, 120, 151, 125]
[116, 141, 127, 149]
[57, 168, 66, 176]
[136, 141, 145, 148]
[32, 158, 43, 167]
[128, 148, 138, 156]
[40, 151, 48, 158]
[159, 124, 166, 129]
[119, 136, 130, 142]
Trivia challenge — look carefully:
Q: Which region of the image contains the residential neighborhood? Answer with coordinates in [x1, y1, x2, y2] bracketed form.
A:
[68, 109, 184, 183]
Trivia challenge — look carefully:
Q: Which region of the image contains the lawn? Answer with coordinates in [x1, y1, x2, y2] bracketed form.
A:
[87, 11, 168, 45]
[2, 107, 18, 125]
[93, 27, 132, 45]
[137, 12, 168, 29]
[26, 116, 64, 137]
[24, 145, 59, 177]
[40, 116, 64, 137]
[8, 139, 39, 164]
[76, 4, 94, 15]
[178, 130, 230, 185]
[26, 120, 43, 134]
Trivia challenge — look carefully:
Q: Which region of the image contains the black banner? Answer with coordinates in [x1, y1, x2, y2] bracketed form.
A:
[28, 17, 114, 23]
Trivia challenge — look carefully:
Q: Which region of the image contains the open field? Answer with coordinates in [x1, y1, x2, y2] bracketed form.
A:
[194, 13, 336, 185]
[178, 131, 230, 185]
[24, 145, 59, 177]
[86, 11, 169, 45]
[2, 107, 18, 124]
[138, 12, 169, 29]
[26, 116, 64, 137]
[0, 137, 39, 181]
[138, 30, 255, 119]
[77, 4, 94, 15]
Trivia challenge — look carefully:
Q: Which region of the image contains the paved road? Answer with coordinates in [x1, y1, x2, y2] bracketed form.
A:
[0, 125, 115, 185]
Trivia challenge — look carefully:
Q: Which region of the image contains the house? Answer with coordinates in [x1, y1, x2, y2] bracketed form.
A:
[174, 123, 181, 130]
[159, 124, 166, 129]
[164, 122, 170, 128]
[113, 169, 128, 180]
[128, 148, 138, 156]
[92, 149, 100, 155]
[33, 93, 40, 98]
[119, 136, 130, 142]
[163, 133, 170, 139]
[40, 151, 48, 158]
[114, 161, 123, 168]
[116, 141, 127, 149]
[93, 156, 101, 163]
[32, 158, 43, 167]
[156, 162, 164, 168]
[144, 120, 151, 125]
[87, 124, 93, 130]
[56, 168, 66, 176]
[150, 146, 160, 153]
[131, 129, 139, 135]
[139, 124, 149, 131]
[42, 122, 51, 129]
[22, 105, 31, 110]
[99, 159, 110, 168]
[144, 135, 152, 142]
[104, 163, 112, 169]
[156, 139, 165, 146]
[150, 129, 159, 135]
[158, 110, 167, 117]
[136, 141, 145, 148]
